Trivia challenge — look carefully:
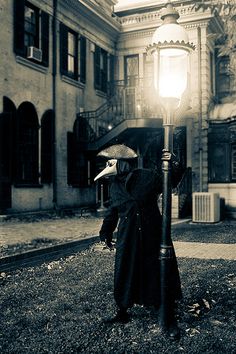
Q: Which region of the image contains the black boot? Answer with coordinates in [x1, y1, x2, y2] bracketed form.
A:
[158, 303, 180, 340]
[107, 307, 130, 324]
[167, 317, 180, 341]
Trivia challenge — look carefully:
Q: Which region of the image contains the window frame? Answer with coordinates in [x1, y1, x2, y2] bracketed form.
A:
[60, 23, 86, 83]
[24, 2, 39, 48]
[67, 30, 78, 78]
[94, 45, 108, 93]
[124, 54, 139, 87]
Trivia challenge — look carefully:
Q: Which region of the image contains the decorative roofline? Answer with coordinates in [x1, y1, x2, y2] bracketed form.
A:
[116, 3, 218, 28]
[117, 21, 212, 42]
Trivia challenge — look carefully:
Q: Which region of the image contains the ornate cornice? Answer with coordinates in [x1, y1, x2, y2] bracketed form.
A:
[61, 0, 121, 33]
[118, 11, 161, 26]
[117, 3, 219, 33]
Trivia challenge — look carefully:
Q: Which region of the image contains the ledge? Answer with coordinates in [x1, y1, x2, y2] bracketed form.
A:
[61, 75, 85, 89]
[16, 56, 48, 74]
[95, 90, 108, 98]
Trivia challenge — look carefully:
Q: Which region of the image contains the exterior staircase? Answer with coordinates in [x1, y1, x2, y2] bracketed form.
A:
[78, 80, 191, 220]
[78, 79, 163, 148]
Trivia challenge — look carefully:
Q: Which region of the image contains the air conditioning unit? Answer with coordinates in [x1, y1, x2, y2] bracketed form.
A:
[192, 192, 220, 223]
[27, 46, 42, 62]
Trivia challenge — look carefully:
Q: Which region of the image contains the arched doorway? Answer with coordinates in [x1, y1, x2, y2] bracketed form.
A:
[41, 110, 54, 184]
[0, 97, 16, 212]
[15, 102, 39, 184]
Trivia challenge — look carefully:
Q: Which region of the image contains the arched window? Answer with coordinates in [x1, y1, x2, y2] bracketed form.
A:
[41, 110, 54, 184]
[16, 102, 39, 184]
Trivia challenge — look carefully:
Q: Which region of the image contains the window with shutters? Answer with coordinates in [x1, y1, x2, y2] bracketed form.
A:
[60, 24, 86, 83]
[13, 0, 49, 67]
[68, 32, 76, 75]
[94, 46, 108, 93]
[24, 3, 39, 47]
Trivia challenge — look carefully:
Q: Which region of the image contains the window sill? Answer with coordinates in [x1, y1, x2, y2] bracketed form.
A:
[16, 56, 48, 74]
[61, 75, 85, 89]
[14, 184, 43, 188]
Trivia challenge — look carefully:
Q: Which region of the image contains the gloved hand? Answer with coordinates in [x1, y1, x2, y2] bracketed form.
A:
[162, 150, 172, 161]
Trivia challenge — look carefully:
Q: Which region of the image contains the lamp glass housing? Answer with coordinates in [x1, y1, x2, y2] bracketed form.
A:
[154, 47, 189, 101]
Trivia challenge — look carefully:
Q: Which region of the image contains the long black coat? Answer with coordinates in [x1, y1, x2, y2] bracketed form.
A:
[101, 168, 182, 309]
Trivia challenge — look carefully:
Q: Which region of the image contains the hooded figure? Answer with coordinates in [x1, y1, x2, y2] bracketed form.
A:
[95, 145, 182, 338]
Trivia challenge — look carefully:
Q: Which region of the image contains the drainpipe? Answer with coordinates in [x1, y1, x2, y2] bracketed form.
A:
[52, 0, 58, 209]
[198, 26, 203, 192]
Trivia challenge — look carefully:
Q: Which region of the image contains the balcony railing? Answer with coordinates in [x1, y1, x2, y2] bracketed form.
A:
[79, 78, 162, 142]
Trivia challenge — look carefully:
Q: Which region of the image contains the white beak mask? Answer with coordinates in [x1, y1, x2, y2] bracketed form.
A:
[94, 159, 118, 182]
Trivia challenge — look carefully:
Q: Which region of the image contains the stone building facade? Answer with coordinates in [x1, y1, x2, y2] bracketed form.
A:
[0, 0, 235, 217]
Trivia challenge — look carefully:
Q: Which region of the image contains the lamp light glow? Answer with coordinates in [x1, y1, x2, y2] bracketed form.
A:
[158, 48, 188, 99]
[147, 2, 194, 104]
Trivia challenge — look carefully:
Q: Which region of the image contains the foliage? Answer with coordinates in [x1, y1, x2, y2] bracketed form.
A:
[193, 0, 236, 72]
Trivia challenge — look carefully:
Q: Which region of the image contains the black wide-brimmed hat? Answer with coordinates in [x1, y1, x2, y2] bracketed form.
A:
[97, 144, 138, 159]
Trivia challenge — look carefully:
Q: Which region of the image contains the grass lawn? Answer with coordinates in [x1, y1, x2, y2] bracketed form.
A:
[0, 245, 235, 354]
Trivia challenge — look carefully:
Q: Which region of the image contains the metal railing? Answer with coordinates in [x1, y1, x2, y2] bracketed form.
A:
[79, 83, 125, 141]
[79, 78, 162, 142]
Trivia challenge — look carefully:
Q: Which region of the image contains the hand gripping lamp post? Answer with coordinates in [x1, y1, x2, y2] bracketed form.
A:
[147, 2, 194, 333]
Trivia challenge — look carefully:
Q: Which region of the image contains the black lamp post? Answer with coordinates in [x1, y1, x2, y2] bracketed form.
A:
[147, 2, 194, 332]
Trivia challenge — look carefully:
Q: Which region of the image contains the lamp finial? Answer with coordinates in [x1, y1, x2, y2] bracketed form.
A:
[161, 2, 179, 23]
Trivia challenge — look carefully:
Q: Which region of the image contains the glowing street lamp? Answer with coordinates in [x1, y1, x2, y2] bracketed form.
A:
[147, 2, 194, 336]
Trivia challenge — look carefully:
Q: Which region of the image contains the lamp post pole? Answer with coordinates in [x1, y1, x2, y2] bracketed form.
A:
[147, 1, 194, 334]
[159, 99, 178, 330]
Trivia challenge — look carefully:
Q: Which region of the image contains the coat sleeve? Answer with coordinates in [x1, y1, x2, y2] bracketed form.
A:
[99, 206, 119, 243]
